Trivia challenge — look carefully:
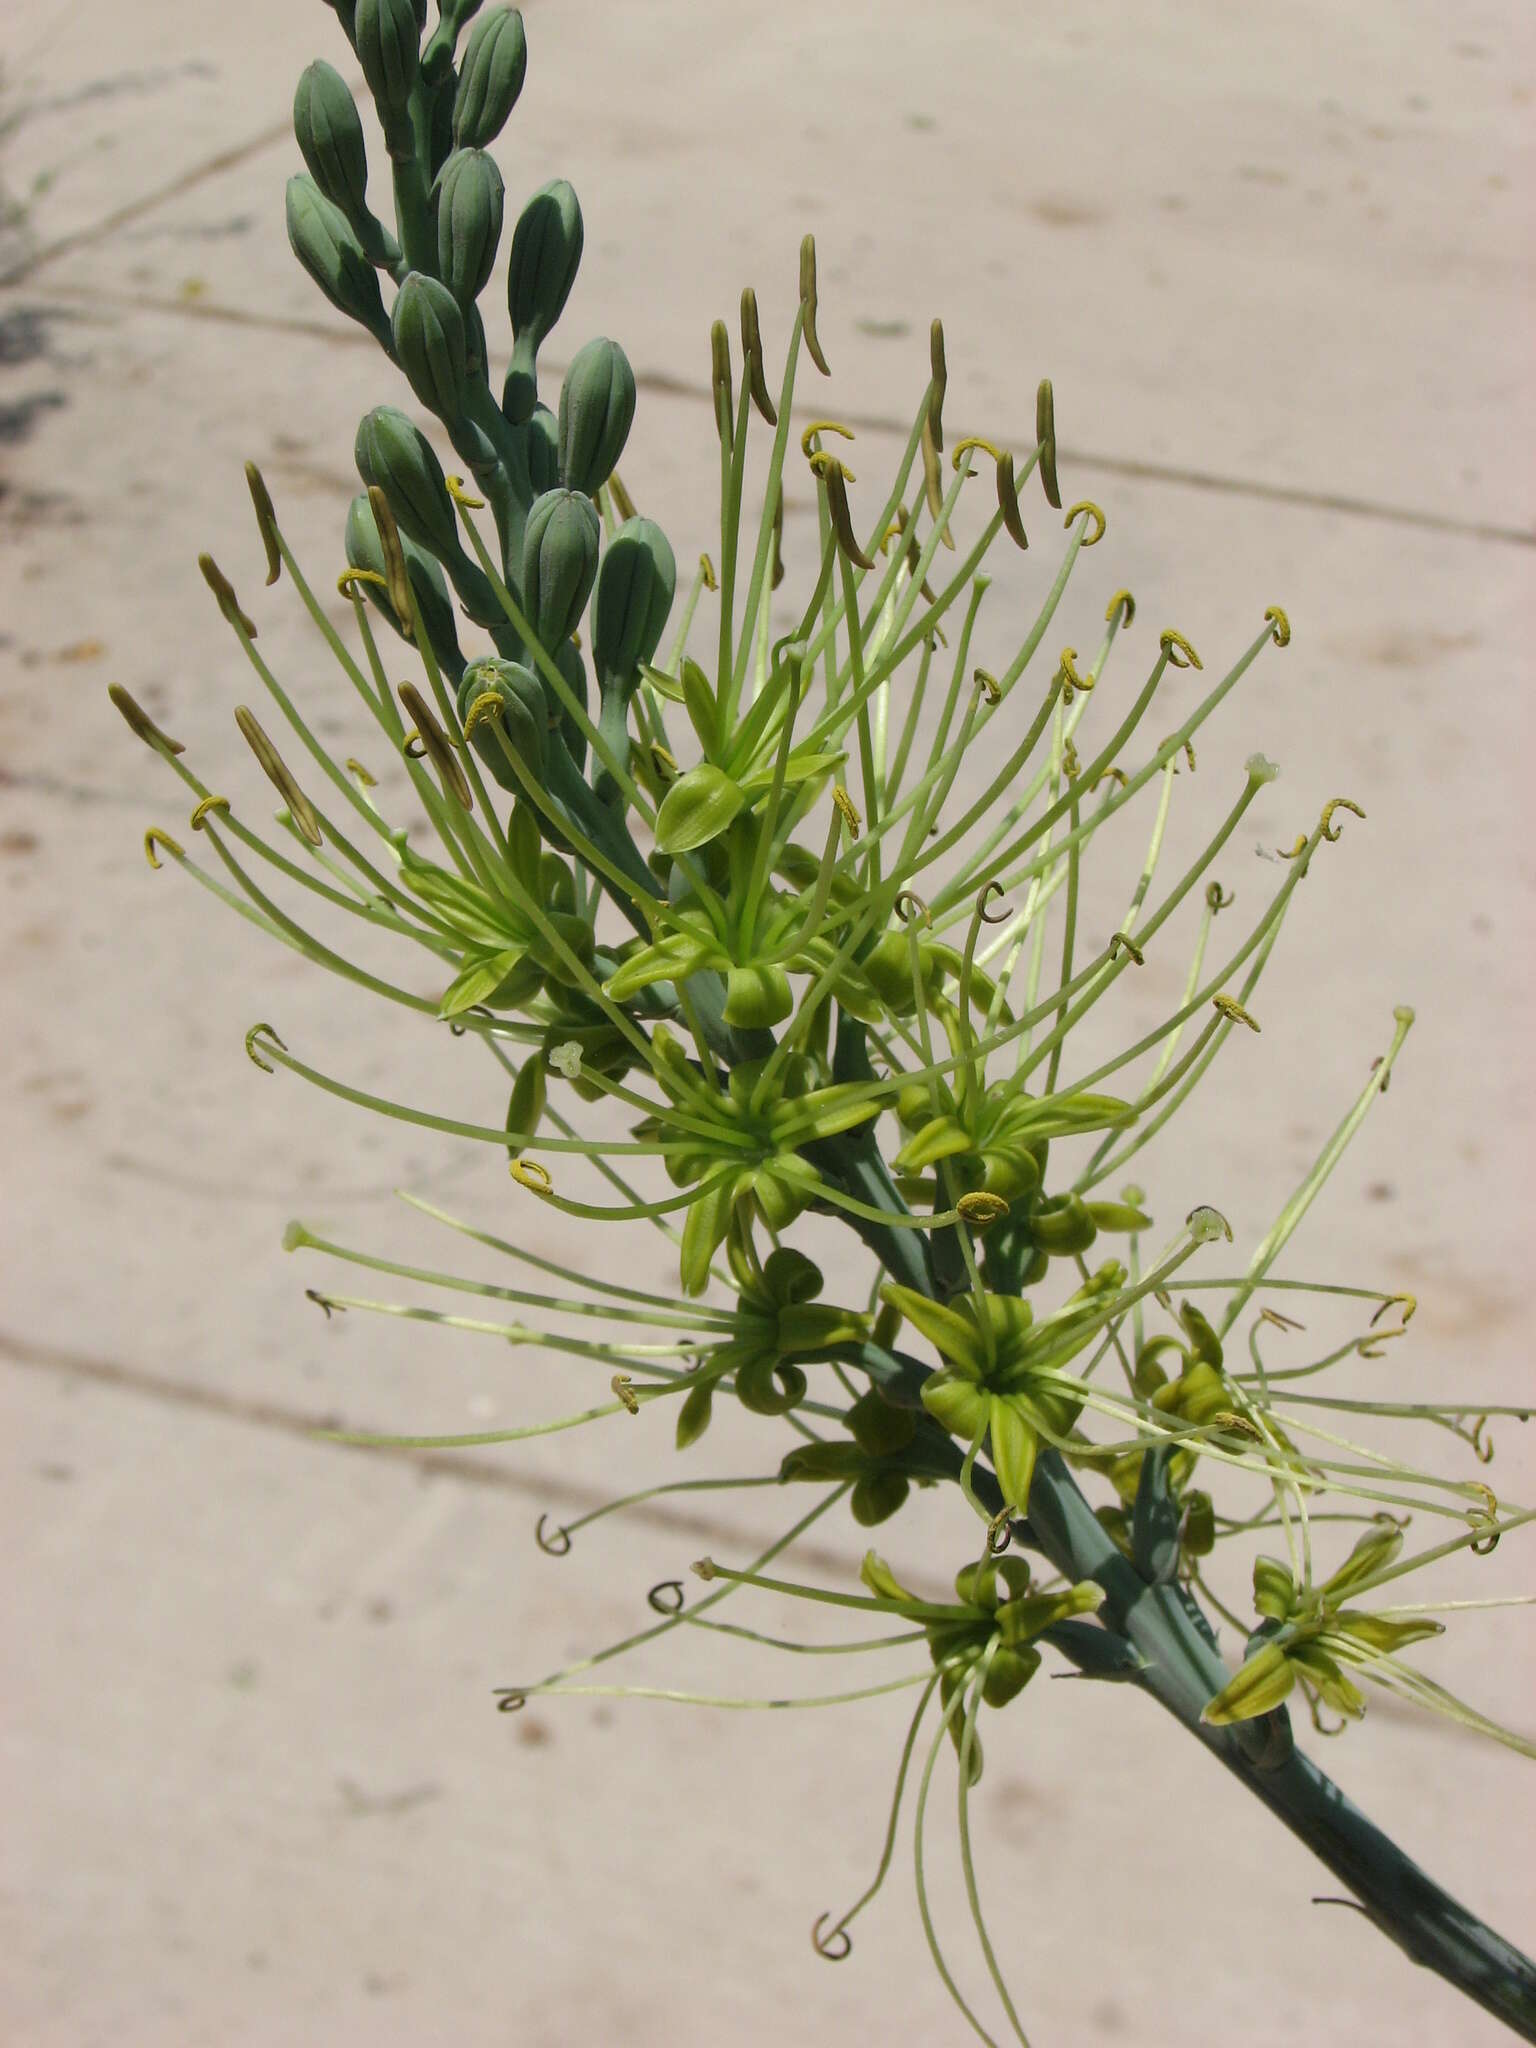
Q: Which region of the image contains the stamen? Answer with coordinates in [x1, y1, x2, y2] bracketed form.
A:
[1105, 587, 1135, 627]
[832, 785, 863, 839]
[444, 474, 486, 509]
[189, 795, 231, 830]
[996, 451, 1028, 549]
[611, 1374, 640, 1415]
[1037, 377, 1061, 507]
[244, 1021, 288, 1073]
[1063, 500, 1105, 546]
[109, 683, 185, 757]
[337, 567, 390, 599]
[1319, 797, 1366, 843]
[1108, 932, 1145, 965]
[799, 233, 830, 375]
[1055, 646, 1092, 702]
[509, 1158, 553, 1193]
[234, 705, 323, 846]
[710, 318, 734, 450]
[956, 1192, 1009, 1229]
[244, 461, 281, 585]
[1265, 605, 1291, 646]
[973, 667, 1000, 704]
[198, 552, 257, 637]
[928, 318, 947, 449]
[1212, 993, 1261, 1032]
[740, 287, 777, 425]
[143, 827, 183, 869]
[535, 1515, 572, 1556]
[1159, 628, 1202, 670]
[800, 420, 856, 458]
[398, 682, 473, 809]
[951, 435, 1004, 472]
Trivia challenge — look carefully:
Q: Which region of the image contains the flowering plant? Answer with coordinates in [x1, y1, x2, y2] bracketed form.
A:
[112, 3, 1534, 2038]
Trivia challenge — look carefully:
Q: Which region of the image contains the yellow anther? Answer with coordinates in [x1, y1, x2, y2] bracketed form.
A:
[1212, 993, 1260, 1033]
[1159, 628, 1203, 670]
[189, 795, 230, 831]
[1356, 1327, 1405, 1360]
[1064, 500, 1106, 546]
[345, 757, 377, 787]
[611, 1374, 640, 1415]
[832, 785, 862, 838]
[1370, 1292, 1417, 1328]
[1109, 931, 1145, 965]
[1264, 604, 1291, 647]
[143, 827, 183, 870]
[807, 448, 856, 484]
[244, 1021, 287, 1074]
[800, 419, 856, 459]
[1056, 646, 1093, 700]
[1278, 833, 1309, 860]
[608, 469, 637, 521]
[1061, 738, 1080, 779]
[509, 1158, 553, 1194]
[1092, 766, 1129, 792]
[1470, 1414, 1495, 1464]
[1258, 1307, 1306, 1333]
[951, 435, 1004, 473]
[973, 667, 1001, 704]
[648, 742, 679, 784]
[1106, 588, 1136, 627]
[444, 474, 485, 509]
[463, 690, 507, 742]
[337, 567, 390, 599]
[402, 730, 427, 760]
[1211, 1410, 1264, 1442]
[957, 1191, 1010, 1228]
[1319, 796, 1366, 843]
[895, 891, 931, 927]
[699, 553, 718, 591]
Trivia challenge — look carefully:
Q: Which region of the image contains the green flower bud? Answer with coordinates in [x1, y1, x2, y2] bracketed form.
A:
[723, 965, 793, 1029]
[454, 6, 528, 148]
[457, 657, 547, 789]
[354, 405, 461, 559]
[344, 492, 463, 670]
[434, 147, 504, 311]
[557, 336, 636, 494]
[353, 0, 420, 118]
[1028, 1192, 1098, 1255]
[593, 517, 675, 693]
[521, 487, 600, 648]
[293, 61, 369, 224]
[391, 272, 468, 422]
[285, 175, 390, 348]
[504, 178, 583, 424]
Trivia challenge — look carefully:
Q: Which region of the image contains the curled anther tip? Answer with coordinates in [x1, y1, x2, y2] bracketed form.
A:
[957, 1191, 1010, 1229]
[976, 881, 1009, 924]
[611, 1374, 640, 1415]
[1056, 646, 1093, 702]
[304, 1288, 342, 1319]
[1264, 605, 1291, 647]
[1092, 766, 1129, 792]
[691, 1556, 718, 1581]
[973, 666, 1001, 704]
[109, 683, 186, 757]
[927, 317, 947, 449]
[1319, 796, 1366, 843]
[1036, 378, 1061, 508]
[812, 1915, 853, 1962]
[444, 474, 486, 510]
[647, 1579, 685, 1615]
[401, 731, 427, 760]
[831, 785, 862, 839]
[535, 1513, 572, 1556]
[235, 704, 323, 846]
[494, 1689, 528, 1713]
[1370, 1292, 1417, 1328]
[1205, 882, 1235, 910]
[463, 689, 508, 741]
[800, 419, 856, 459]
[799, 232, 830, 376]
[143, 827, 183, 870]
[986, 1509, 1014, 1555]
[806, 448, 857, 484]
[199, 552, 257, 638]
[1186, 1204, 1233, 1245]
[648, 742, 679, 785]
[345, 756, 377, 787]
[245, 461, 281, 586]
[1212, 993, 1260, 1033]
[509, 1158, 553, 1194]
[1210, 1409, 1264, 1442]
[699, 553, 718, 592]
[244, 1021, 288, 1074]
[740, 288, 777, 426]
[1061, 739, 1081, 780]
[1106, 587, 1136, 627]
[996, 449, 1029, 549]
[1355, 1327, 1403, 1359]
[1469, 1414, 1496, 1464]
[1064, 500, 1105, 547]
[951, 434, 1004, 475]
[337, 566, 390, 599]
[1277, 833, 1309, 861]
[1159, 628, 1202, 671]
[1108, 931, 1145, 965]
[895, 890, 931, 927]
[189, 795, 231, 831]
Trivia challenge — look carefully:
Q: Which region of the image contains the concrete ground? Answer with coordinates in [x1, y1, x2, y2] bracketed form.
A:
[2, 3, 1533, 2043]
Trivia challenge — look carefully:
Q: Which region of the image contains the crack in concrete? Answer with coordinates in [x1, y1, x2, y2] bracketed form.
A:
[0, 1326, 853, 1573]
